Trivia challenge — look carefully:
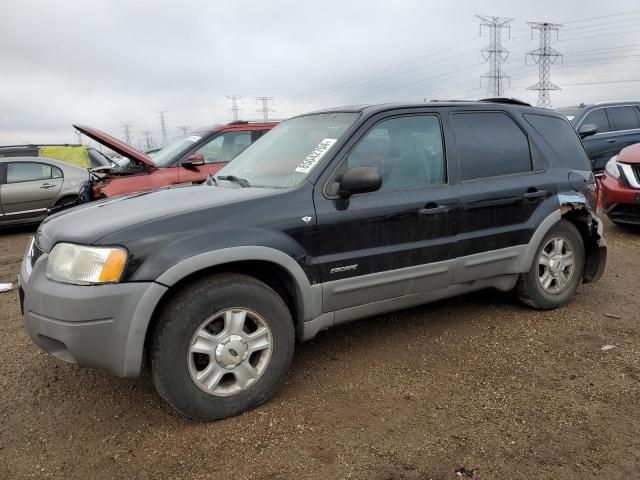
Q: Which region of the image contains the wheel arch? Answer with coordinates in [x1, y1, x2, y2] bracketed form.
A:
[146, 247, 320, 350]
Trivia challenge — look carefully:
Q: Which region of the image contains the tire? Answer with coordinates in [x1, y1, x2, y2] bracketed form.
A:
[54, 195, 79, 210]
[517, 219, 585, 310]
[150, 273, 295, 421]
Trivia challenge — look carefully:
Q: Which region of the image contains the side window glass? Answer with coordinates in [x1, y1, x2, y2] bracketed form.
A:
[195, 132, 253, 164]
[6, 162, 52, 183]
[606, 106, 640, 131]
[451, 112, 532, 181]
[524, 114, 591, 171]
[346, 115, 445, 191]
[581, 109, 610, 133]
[52, 166, 63, 179]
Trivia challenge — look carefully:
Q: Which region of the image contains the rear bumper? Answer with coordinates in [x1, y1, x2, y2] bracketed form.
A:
[601, 172, 640, 224]
[19, 247, 167, 377]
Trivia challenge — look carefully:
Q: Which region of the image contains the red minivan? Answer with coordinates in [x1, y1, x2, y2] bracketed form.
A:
[75, 121, 276, 199]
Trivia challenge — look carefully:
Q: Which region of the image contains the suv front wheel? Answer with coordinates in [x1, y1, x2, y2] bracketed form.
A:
[150, 273, 295, 421]
[517, 219, 585, 310]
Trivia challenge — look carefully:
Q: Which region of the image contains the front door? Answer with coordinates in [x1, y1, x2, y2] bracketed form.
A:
[0, 161, 63, 221]
[179, 131, 254, 184]
[313, 113, 459, 312]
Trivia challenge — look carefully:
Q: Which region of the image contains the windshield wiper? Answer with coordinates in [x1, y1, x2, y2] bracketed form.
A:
[216, 175, 251, 187]
[205, 174, 217, 186]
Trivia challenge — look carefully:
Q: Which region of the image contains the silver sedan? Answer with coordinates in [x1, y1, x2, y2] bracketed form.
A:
[0, 156, 89, 226]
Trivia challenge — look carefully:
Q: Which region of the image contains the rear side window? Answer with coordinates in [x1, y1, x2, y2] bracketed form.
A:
[451, 112, 532, 181]
[606, 106, 640, 131]
[524, 114, 591, 171]
[581, 109, 610, 133]
[6, 162, 53, 183]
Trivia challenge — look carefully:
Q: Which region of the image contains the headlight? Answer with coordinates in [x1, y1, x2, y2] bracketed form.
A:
[605, 155, 621, 179]
[46, 243, 127, 285]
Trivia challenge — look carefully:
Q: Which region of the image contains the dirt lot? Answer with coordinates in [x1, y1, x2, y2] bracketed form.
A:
[0, 219, 638, 479]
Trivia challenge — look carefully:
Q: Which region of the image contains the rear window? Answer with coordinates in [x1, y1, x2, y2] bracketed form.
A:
[451, 112, 532, 181]
[524, 114, 592, 171]
[606, 106, 640, 131]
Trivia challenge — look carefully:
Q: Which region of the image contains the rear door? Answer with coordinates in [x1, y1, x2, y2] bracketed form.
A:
[0, 161, 63, 220]
[313, 112, 460, 312]
[178, 130, 254, 183]
[449, 110, 556, 283]
[604, 105, 640, 157]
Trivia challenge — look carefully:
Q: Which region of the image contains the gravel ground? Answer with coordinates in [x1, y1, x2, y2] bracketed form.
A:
[0, 219, 638, 479]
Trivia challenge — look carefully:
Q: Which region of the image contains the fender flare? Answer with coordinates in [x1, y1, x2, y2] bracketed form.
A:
[515, 209, 562, 272]
[154, 246, 320, 322]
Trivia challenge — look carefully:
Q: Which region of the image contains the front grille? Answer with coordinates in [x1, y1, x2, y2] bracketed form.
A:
[633, 165, 640, 185]
[31, 242, 44, 267]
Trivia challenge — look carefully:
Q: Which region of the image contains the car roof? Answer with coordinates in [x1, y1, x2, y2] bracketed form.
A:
[557, 100, 640, 110]
[0, 155, 87, 172]
[193, 121, 279, 133]
[299, 99, 555, 118]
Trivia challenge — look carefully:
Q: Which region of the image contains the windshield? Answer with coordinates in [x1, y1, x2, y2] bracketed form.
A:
[555, 107, 584, 125]
[152, 131, 209, 167]
[215, 112, 358, 188]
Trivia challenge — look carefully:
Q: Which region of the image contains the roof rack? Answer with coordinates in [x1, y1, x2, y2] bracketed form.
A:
[479, 97, 532, 107]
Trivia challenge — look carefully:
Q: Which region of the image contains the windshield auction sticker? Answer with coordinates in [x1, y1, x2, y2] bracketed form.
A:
[295, 138, 337, 174]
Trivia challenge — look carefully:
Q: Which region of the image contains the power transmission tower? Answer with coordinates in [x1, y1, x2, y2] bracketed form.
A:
[476, 15, 513, 97]
[225, 95, 242, 121]
[526, 22, 563, 109]
[177, 125, 190, 136]
[74, 130, 83, 145]
[142, 131, 154, 150]
[255, 96, 275, 121]
[157, 111, 169, 146]
[120, 122, 133, 145]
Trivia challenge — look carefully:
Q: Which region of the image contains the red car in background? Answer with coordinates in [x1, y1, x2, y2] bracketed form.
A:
[75, 121, 276, 199]
[600, 142, 640, 227]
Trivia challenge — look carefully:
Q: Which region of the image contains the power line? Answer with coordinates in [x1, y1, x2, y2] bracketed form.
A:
[526, 22, 563, 109]
[156, 111, 168, 147]
[225, 95, 242, 121]
[255, 97, 275, 121]
[477, 15, 513, 97]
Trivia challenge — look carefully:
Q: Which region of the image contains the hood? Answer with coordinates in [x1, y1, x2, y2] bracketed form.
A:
[36, 184, 275, 251]
[73, 124, 156, 168]
[618, 143, 640, 165]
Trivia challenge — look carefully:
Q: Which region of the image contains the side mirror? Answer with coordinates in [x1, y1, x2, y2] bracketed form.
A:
[339, 167, 382, 196]
[182, 154, 205, 169]
[578, 124, 598, 139]
[90, 166, 112, 174]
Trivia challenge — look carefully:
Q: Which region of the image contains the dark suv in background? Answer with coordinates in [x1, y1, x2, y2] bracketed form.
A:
[20, 99, 606, 421]
[556, 101, 640, 175]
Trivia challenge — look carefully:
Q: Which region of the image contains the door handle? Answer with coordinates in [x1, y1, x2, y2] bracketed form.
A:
[522, 189, 547, 200]
[606, 139, 617, 144]
[418, 203, 447, 215]
[39, 184, 55, 189]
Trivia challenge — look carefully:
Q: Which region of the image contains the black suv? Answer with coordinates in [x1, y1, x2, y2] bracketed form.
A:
[556, 101, 640, 175]
[19, 100, 607, 421]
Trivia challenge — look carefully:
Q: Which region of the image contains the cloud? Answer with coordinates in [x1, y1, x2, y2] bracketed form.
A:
[0, 0, 638, 146]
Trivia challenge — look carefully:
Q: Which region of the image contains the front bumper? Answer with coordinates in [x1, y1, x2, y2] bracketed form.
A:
[601, 172, 640, 225]
[19, 243, 167, 377]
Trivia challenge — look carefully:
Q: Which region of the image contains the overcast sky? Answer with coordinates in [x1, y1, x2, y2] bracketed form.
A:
[1, 0, 639, 148]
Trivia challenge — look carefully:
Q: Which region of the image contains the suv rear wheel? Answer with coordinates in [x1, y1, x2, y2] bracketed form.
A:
[150, 273, 295, 421]
[517, 219, 585, 310]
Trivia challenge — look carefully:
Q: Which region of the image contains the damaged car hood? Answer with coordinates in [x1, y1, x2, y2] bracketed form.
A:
[74, 124, 157, 169]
